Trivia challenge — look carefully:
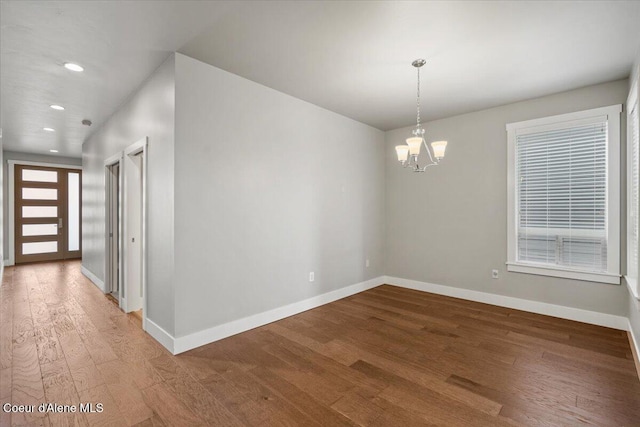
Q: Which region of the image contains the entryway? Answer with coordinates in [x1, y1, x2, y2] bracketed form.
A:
[13, 164, 81, 264]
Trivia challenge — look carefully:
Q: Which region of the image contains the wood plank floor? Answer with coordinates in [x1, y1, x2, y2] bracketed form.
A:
[1, 261, 640, 426]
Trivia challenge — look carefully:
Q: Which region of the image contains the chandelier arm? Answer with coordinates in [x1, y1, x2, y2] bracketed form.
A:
[414, 163, 439, 173]
[422, 138, 436, 164]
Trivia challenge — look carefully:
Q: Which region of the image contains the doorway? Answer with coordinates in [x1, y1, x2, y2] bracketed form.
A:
[104, 138, 147, 329]
[14, 165, 81, 264]
[105, 161, 121, 300]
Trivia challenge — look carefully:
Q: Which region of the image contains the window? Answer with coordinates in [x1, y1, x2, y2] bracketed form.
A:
[506, 105, 621, 284]
[627, 77, 640, 298]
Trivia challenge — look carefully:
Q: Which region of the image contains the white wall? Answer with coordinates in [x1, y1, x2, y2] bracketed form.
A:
[385, 79, 630, 316]
[2, 151, 82, 260]
[82, 55, 175, 334]
[173, 54, 385, 338]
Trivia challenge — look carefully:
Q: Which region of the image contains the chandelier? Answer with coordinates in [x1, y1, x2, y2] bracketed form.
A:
[395, 59, 447, 172]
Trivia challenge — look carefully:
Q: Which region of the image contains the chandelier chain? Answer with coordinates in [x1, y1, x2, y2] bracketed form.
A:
[416, 66, 421, 128]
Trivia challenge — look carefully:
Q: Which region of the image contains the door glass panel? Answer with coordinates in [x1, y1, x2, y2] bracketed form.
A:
[22, 188, 58, 200]
[68, 173, 80, 251]
[22, 241, 58, 255]
[22, 206, 58, 218]
[22, 169, 57, 182]
[22, 224, 58, 236]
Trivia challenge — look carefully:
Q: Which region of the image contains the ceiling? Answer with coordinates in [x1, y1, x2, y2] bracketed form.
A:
[2, 1, 640, 157]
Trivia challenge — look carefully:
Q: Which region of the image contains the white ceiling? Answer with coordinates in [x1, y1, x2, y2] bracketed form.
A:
[2, 1, 640, 157]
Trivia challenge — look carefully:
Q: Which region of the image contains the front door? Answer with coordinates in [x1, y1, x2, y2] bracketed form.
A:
[15, 165, 82, 264]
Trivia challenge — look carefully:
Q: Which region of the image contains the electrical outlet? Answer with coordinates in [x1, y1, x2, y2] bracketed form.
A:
[492, 269, 499, 279]
[309, 272, 314, 282]
[366, 259, 370, 268]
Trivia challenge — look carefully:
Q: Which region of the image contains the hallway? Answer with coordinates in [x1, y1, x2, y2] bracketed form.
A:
[0, 261, 171, 426]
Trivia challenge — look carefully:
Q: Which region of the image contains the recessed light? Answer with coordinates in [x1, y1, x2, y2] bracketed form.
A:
[49, 149, 59, 153]
[64, 62, 84, 72]
[50, 105, 65, 110]
[43, 127, 55, 132]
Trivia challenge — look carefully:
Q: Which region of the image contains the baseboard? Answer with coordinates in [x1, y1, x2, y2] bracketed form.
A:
[3, 259, 12, 267]
[172, 276, 385, 354]
[81, 265, 106, 293]
[0, 259, 3, 282]
[145, 318, 175, 354]
[144, 273, 632, 356]
[384, 276, 629, 331]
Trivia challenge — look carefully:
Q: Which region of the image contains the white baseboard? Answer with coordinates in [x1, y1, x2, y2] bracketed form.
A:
[81, 265, 106, 293]
[143, 273, 633, 356]
[146, 318, 175, 354]
[0, 259, 3, 281]
[171, 276, 385, 354]
[3, 259, 13, 267]
[384, 276, 629, 331]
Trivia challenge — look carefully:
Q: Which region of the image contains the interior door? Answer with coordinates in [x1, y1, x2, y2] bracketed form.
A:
[124, 151, 143, 312]
[15, 165, 82, 264]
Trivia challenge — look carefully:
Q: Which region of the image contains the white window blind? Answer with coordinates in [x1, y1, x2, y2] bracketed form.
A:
[628, 97, 639, 289]
[516, 121, 608, 272]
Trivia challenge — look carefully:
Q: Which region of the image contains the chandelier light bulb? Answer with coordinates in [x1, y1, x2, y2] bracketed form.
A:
[431, 141, 448, 159]
[406, 137, 423, 156]
[395, 145, 409, 162]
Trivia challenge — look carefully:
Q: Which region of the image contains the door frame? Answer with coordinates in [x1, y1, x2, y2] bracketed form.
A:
[7, 160, 82, 267]
[123, 138, 148, 330]
[104, 152, 124, 308]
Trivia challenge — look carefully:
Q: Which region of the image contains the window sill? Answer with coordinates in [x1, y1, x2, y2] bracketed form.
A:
[506, 262, 620, 285]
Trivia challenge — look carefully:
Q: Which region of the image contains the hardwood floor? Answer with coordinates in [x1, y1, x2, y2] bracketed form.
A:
[1, 261, 639, 426]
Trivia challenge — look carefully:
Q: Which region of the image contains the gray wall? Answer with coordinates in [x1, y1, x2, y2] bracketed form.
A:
[0, 143, 3, 266]
[631, 51, 640, 92]
[630, 296, 640, 345]
[629, 51, 640, 342]
[82, 55, 176, 334]
[2, 151, 82, 259]
[385, 79, 630, 316]
[173, 54, 385, 337]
